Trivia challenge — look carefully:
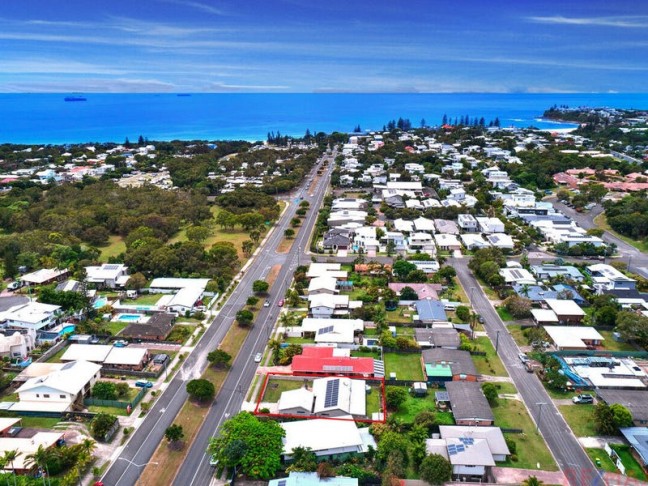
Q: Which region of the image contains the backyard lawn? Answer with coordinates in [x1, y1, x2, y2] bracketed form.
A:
[383, 352, 425, 381]
[597, 330, 638, 352]
[130, 294, 162, 306]
[471, 336, 508, 377]
[558, 404, 597, 437]
[351, 349, 382, 359]
[610, 444, 648, 481]
[262, 378, 308, 403]
[365, 384, 383, 416]
[507, 325, 527, 347]
[385, 309, 413, 324]
[492, 398, 558, 471]
[102, 321, 129, 335]
[585, 448, 618, 473]
[389, 390, 455, 425]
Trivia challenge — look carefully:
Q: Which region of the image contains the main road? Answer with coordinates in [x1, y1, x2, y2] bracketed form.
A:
[452, 257, 602, 486]
[101, 151, 334, 486]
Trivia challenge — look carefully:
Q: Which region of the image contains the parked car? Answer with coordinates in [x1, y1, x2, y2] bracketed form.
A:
[277, 299, 284, 307]
[209, 455, 219, 467]
[518, 353, 529, 363]
[478, 315, 485, 323]
[135, 380, 153, 388]
[113, 340, 129, 347]
[572, 394, 594, 404]
[6, 281, 22, 291]
[263, 300, 270, 307]
[254, 352, 262, 363]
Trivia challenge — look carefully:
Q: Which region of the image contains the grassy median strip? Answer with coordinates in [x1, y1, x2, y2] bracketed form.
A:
[138, 324, 251, 485]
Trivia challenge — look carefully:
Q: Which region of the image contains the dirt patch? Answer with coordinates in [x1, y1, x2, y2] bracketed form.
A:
[276, 232, 298, 254]
[266, 264, 282, 289]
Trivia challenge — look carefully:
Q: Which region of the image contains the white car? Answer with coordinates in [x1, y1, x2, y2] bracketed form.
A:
[263, 300, 270, 307]
[518, 353, 528, 363]
[254, 353, 262, 363]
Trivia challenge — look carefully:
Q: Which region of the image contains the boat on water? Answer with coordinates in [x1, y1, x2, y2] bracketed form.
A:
[176, 93, 192, 97]
[64, 96, 87, 102]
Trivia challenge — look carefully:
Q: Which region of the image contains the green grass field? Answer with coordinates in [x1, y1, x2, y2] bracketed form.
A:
[471, 336, 508, 377]
[389, 390, 455, 424]
[129, 294, 162, 305]
[102, 320, 129, 336]
[611, 444, 648, 481]
[262, 378, 309, 403]
[383, 352, 425, 381]
[496, 306, 515, 322]
[558, 404, 597, 437]
[99, 235, 127, 261]
[507, 325, 528, 347]
[597, 329, 638, 352]
[594, 213, 648, 253]
[585, 448, 618, 473]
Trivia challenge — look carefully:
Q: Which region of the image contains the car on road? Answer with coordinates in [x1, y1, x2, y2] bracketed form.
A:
[6, 281, 22, 291]
[263, 300, 270, 307]
[518, 353, 529, 363]
[113, 340, 128, 347]
[572, 394, 594, 404]
[478, 315, 485, 323]
[254, 352, 262, 363]
[135, 380, 153, 388]
[277, 299, 284, 307]
[209, 455, 219, 467]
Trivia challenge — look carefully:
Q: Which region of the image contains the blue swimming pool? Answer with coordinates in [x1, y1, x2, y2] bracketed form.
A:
[116, 314, 143, 322]
[93, 297, 108, 309]
[61, 325, 75, 335]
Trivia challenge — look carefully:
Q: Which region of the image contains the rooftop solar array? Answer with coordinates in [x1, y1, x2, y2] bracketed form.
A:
[103, 264, 121, 270]
[447, 443, 466, 456]
[317, 325, 334, 335]
[324, 379, 340, 408]
[459, 436, 475, 445]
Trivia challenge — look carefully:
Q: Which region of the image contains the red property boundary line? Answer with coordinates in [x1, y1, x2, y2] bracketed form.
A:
[253, 371, 387, 424]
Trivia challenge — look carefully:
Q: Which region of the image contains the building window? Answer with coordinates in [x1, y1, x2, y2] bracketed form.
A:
[36, 394, 39, 397]
[60, 395, 66, 399]
[43, 394, 50, 398]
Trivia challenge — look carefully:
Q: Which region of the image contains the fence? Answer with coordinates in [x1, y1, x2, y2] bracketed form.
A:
[102, 367, 162, 379]
[84, 387, 147, 409]
[604, 442, 626, 475]
[35, 339, 68, 363]
[555, 350, 648, 359]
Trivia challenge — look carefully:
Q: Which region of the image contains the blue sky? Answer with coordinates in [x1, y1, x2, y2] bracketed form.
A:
[1, 0, 647, 93]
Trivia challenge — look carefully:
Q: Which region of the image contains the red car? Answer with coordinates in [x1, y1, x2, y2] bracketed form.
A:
[278, 299, 284, 307]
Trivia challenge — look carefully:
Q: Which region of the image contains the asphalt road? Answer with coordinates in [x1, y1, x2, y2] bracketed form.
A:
[549, 198, 648, 278]
[101, 153, 334, 486]
[452, 258, 601, 486]
[172, 154, 335, 486]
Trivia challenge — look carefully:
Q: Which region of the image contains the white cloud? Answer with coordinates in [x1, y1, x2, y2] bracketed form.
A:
[203, 82, 290, 91]
[0, 78, 177, 93]
[157, 0, 227, 16]
[527, 15, 648, 28]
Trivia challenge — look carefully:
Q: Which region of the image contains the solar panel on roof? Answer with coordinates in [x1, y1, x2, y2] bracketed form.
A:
[324, 379, 340, 407]
[456, 445, 465, 452]
[317, 325, 334, 335]
[277, 480, 286, 486]
[103, 264, 120, 270]
[459, 437, 474, 445]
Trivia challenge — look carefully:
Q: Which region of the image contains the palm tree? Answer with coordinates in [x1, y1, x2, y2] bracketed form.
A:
[25, 445, 51, 486]
[2, 449, 21, 486]
[522, 476, 544, 486]
[267, 338, 283, 365]
[468, 312, 479, 340]
[80, 438, 96, 456]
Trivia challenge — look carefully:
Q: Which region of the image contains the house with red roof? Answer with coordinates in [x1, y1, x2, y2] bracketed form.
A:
[291, 347, 376, 377]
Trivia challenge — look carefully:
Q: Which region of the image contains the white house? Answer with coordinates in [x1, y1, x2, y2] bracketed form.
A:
[85, 263, 130, 288]
[458, 214, 478, 232]
[587, 264, 637, 291]
[13, 360, 101, 413]
[408, 232, 436, 255]
[308, 276, 339, 296]
[307, 263, 348, 280]
[434, 233, 462, 251]
[164, 286, 204, 315]
[0, 302, 61, 331]
[499, 268, 536, 285]
[413, 217, 436, 233]
[0, 330, 35, 359]
[460, 234, 491, 250]
[308, 294, 350, 318]
[486, 233, 515, 250]
[476, 217, 505, 234]
[278, 377, 366, 417]
[281, 418, 377, 460]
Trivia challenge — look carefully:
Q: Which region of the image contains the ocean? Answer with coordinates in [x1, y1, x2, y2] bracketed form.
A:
[1, 93, 647, 145]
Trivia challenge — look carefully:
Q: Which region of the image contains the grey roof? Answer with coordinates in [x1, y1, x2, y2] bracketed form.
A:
[445, 381, 494, 422]
[415, 328, 460, 348]
[422, 348, 477, 377]
[323, 235, 350, 247]
[433, 219, 459, 234]
[415, 300, 448, 322]
[620, 427, 648, 466]
[598, 389, 648, 424]
[0, 296, 29, 313]
[530, 264, 584, 280]
[121, 312, 175, 339]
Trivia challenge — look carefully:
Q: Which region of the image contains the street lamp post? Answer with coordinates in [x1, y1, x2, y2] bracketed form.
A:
[535, 402, 547, 432]
[117, 458, 159, 469]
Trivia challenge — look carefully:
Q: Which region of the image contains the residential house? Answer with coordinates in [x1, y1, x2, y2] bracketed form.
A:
[415, 299, 448, 324]
[434, 219, 460, 235]
[164, 286, 204, 315]
[407, 232, 436, 254]
[413, 217, 436, 233]
[102, 347, 150, 371]
[498, 268, 536, 286]
[422, 348, 478, 382]
[328, 210, 367, 227]
[0, 330, 35, 359]
[268, 472, 358, 486]
[307, 263, 348, 280]
[485, 233, 514, 250]
[587, 264, 637, 291]
[0, 432, 65, 474]
[530, 309, 559, 326]
[121, 313, 175, 341]
[435, 233, 462, 251]
[0, 302, 61, 332]
[20, 268, 69, 287]
[353, 226, 379, 253]
[476, 217, 505, 234]
[291, 347, 375, 377]
[308, 276, 339, 296]
[393, 218, 415, 233]
[301, 318, 364, 344]
[458, 214, 478, 232]
[460, 234, 491, 250]
[530, 264, 585, 282]
[544, 326, 603, 350]
[445, 381, 494, 426]
[322, 233, 351, 252]
[415, 328, 460, 349]
[278, 377, 366, 417]
[380, 232, 407, 253]
[408, 261, 440, 274]
[388, 283, 442, 301]
[619, 428, 648, 468]
[281, 418, 377, 461]
[85, 263, 130, 289]
[13, 360, 101, 413]
[308, 294, 350, 318]
[544, 299, 585, 324]
[597, 390, 648, 426]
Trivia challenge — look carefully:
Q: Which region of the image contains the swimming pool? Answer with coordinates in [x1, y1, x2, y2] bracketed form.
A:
[93, 298, 108, 309]
[61, 325, 76, 335]
[116, 314, 144, 322]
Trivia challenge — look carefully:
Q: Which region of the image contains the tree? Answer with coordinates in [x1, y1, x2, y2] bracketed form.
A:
[503, 295, 532, 319]
[413, 410, 438, 434]
[316, 462, 336, 478]
[252, 280, 270, 294]
[286, 446, 317, 472]
[610, 403, 633, 428]
[481, 383, 499, 405]
[91, 413, 118, 441]
[615, 311, 648, 349]
[385, 386, 408, 411]
[556, 188, 571, 202]
[594, 402, 617, 435]
[236, 309, 254, 327]
[522, 476, 545, 486]
[207, 349, 232, 369]
[2, 449, 21, 486]
[207, 412, 285, 480]
[186, 225, 211, 243]
[126, 272, 147, 290]
[386, 240, 396, 257]
[115, 382, 130, 398]
[419, 454, 452, 485]
[437, 265, 456, 283]
[186, 379, 215, 402]
[393, 260, 416, 281]
[399, 286, 419, 301]
[165, 424, 185, 447]
[279, 344, 303, 366]
[241, 239, 254, 257]
[246, 295, 259, 307]
[595, 305, 618, 327]
[25, 444, 52, 483]
[455, 305, 471, 322]
[92, 381, 118, 400]
[284, 228, 295, 239]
